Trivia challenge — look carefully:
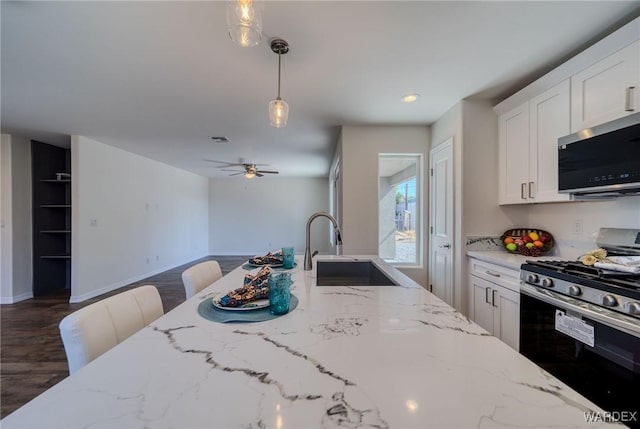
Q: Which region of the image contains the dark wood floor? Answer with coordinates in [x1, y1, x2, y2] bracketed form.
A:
[0, 255, 250, 419]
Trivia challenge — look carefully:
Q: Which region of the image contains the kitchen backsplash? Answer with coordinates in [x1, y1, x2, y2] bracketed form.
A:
[465, 236, 503, 251]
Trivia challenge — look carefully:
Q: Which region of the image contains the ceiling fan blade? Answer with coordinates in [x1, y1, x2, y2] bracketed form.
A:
[256, 172, 264, 177]
[221, 169, 244, 172]
[257, 170, 279, 174]
[203, 159, 246, 167]
[228, 172, 244, 176]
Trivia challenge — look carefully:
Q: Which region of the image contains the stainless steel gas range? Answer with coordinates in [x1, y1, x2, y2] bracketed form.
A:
[519, 228, 639, 426]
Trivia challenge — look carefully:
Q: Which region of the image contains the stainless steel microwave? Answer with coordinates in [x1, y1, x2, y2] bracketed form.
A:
[558, 112, 640, 197]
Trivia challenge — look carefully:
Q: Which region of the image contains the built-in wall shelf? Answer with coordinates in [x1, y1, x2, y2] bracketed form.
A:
[32, 141, 72, 297]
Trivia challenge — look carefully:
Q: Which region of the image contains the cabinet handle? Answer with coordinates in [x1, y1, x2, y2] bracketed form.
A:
[528, 181, 534, 199]
[492, 289, 498, 307]
[485, 287, 491, 304]
[521, 183, 527, 200]
[485, 270, 501, 278]
[625, 86, 635, 112]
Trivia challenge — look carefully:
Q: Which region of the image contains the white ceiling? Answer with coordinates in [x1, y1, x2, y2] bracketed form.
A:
[2, 1, 639, 178]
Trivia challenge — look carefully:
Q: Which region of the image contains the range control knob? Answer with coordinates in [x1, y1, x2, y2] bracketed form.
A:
[541, 278, 554, 288]
[527, 274, 539, 284]
[602, 295, 618, 307]
[568, 285, 582, 296]
[627, 302, 640, 315]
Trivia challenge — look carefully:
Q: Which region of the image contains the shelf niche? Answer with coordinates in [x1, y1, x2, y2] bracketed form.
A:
[31, 141, 71, 296]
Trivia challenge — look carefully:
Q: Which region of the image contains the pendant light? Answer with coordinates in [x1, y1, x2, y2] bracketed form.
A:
[269, 38, 289, 128]
[226, 0, 262, 48]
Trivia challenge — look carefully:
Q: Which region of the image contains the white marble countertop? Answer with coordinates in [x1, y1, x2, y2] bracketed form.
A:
[467, 250, 568, 271]
[2, 255, 614, 428]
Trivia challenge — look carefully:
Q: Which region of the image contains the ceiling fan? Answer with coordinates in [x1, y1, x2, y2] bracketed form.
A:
[204, 159, 279, 178]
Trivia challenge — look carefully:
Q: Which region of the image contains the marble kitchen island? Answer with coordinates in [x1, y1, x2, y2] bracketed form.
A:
[2, 255, 616, 428]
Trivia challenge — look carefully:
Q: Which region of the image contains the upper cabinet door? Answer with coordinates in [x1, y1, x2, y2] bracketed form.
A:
[498, 103, 529, 204]
[571, 41, 640, 132]
[529, 79, 572, 202]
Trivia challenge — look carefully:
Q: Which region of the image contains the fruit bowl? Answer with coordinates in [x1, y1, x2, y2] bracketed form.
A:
[500, 228, 554, 256]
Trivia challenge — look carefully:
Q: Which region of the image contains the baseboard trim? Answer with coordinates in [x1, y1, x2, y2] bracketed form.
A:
[0, 291, 34, 304]
[69, 253, 208, 303]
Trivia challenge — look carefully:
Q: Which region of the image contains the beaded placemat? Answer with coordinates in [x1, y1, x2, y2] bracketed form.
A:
[197, 294, 298, 323]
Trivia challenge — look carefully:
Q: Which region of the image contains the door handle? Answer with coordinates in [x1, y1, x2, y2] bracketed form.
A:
[625, 86, 635, 112]
[521, 183, 527, 200]
[492, 289, 498, 307]
[528, 181, 534, 199]
[485, 287, 491, 304]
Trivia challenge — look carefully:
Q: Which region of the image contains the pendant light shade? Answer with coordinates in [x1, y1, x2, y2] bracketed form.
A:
[269, 38, 289, 128]
[269, 99, 289, 128]
[226, 0, 262, 48]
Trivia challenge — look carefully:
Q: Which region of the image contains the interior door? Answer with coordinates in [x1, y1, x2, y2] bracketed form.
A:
[429, 139, 453, 305]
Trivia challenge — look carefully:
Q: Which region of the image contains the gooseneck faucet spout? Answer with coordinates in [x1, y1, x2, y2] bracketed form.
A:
[304, 212, 343, 271]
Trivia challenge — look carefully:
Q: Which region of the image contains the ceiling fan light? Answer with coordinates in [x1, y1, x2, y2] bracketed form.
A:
[269, 98, 289, 128]
[226, 0, 262, 47]
[244, 171, 256, 179]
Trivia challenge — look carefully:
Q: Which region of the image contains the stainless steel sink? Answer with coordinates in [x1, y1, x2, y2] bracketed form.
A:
[316, 260, 398, 286]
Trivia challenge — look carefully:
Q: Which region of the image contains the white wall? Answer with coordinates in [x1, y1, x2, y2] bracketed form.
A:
[340, 125, 430, 286]
[0, 134, 33, 303]
[0, 134, 12, 302]
[462, 100, 529, 236]
[71, 136, 209, 302]
[430, 103, 463, 308]
[208, 177, 330, 255]
[9, 135, 32, 301]
[430, 101, 528, 314]
[527, 198, 640, 258]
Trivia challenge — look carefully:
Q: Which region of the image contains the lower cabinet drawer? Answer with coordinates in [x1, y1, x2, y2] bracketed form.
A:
[468, 259, 520, 293]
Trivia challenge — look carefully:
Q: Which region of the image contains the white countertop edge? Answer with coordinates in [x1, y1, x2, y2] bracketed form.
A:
[466, 250, 568, 271]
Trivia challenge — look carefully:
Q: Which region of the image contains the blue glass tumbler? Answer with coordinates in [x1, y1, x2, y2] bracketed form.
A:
[268, 272, 291, 315]
[282, 247, 295, 269]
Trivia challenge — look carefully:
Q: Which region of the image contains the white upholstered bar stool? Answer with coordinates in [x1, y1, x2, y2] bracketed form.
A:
[181, 260, 223, 299]
[59, 285, 164, 374]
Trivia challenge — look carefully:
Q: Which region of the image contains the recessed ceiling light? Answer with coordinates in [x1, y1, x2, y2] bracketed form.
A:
[210, 137, 229, 143]
[401, 93, 420, 103]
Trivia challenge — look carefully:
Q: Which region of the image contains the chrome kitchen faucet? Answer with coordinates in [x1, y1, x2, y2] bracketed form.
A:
[304, 212, 343, 271]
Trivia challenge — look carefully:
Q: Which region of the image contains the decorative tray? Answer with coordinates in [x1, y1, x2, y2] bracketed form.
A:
[500, 228, 554, 256]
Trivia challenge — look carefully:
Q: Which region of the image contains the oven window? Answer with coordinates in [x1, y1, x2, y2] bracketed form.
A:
[520, 293, 640, 423]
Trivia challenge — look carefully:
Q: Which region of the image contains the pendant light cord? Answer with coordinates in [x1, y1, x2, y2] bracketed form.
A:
[277, 51, 282, 100]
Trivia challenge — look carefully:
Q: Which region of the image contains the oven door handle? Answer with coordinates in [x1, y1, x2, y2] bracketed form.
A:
[520, 283, 640, 339]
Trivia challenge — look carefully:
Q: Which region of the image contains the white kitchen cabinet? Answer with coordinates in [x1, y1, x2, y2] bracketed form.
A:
[528, 79, 572, 202]
[469, 258, 520, 351]
[498, 79, 571, 204]
[571, 41, 640, 132]
[498, 102, 529, 204]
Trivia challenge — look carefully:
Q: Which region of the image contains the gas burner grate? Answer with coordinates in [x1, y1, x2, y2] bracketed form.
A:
[523, 260, 640, 291]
